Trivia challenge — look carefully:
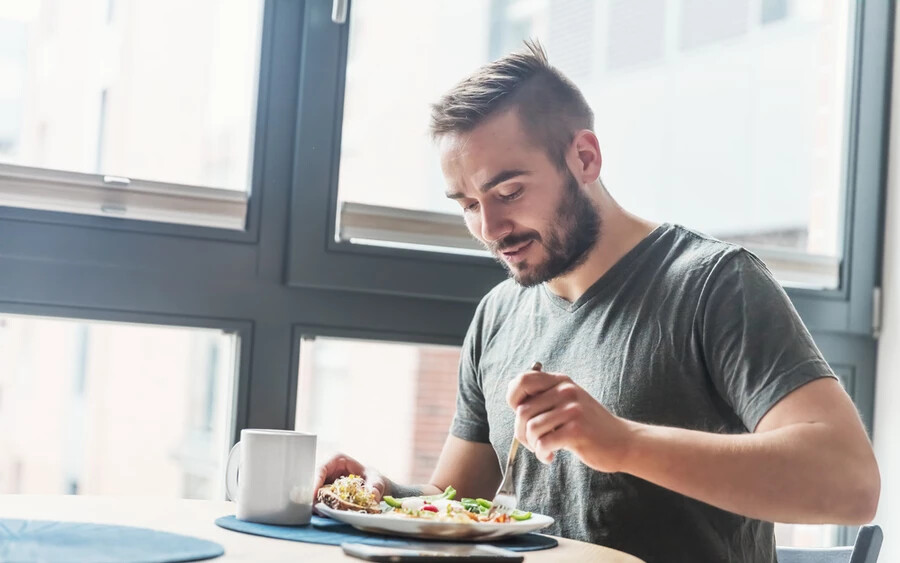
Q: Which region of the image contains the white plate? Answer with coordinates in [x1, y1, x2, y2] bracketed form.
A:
[315, 503, 554, 541]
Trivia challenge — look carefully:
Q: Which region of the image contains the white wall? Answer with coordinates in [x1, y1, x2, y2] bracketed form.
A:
[871, 7, 900, 559]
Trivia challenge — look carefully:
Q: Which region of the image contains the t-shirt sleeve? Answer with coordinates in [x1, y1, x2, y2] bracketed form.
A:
[700, 249, 837, 431]
[449, 300, 491, 443]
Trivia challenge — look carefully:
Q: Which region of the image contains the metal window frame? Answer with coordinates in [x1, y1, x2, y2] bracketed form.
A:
[286, 0, 892, 337]
[285, 0, 507, 304]
[337, 201, 843, 288]
[0, 0, 478, 442]
[0, 1, 477, 437]
[0, 164, 249, 231]
[0, 0, 276, 245]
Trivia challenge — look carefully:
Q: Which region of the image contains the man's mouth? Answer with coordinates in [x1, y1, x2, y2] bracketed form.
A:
[500, 239, 534, 264]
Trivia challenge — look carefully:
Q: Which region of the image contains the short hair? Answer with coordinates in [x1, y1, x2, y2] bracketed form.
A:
[429, 40, 594, 170]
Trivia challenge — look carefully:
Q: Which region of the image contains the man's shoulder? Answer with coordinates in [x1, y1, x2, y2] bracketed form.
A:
[661, 224, 748, 276]
[657, 225, 784, 311]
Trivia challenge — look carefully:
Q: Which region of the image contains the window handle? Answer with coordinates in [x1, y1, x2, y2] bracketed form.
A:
[332, 0, 348, 24]
[103, 175, 131, 186]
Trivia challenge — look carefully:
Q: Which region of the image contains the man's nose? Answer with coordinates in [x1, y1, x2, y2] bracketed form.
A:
[480, 204, 513, 244]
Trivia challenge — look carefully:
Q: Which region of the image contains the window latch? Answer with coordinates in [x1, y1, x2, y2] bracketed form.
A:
[332, 0, 348, 24]
[100, 203, 127, 215]
[103, 175, 131, 186]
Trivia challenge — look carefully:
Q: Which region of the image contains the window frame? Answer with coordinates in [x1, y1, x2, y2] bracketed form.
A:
[0, 0, 275, 244]
[0, 163, 249, 231]
[0, 0, 481, 492]
[285, 0, 507, 303]
[286, 0, 891, 337]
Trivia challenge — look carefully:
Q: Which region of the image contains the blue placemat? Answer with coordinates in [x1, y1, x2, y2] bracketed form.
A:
[0, 518, 224, 563]
[215, 515, 557, 552]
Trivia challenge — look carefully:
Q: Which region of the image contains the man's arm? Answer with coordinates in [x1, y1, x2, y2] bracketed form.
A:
[621, 377, 879, 523]
[427, 435, 503, 499]
[510, 371, 880, 524]
[314, 435, 501, 501]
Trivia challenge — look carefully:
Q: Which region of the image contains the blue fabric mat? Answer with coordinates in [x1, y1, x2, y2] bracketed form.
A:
[0, 518, 224, 563]
[215, 515, 557, 552]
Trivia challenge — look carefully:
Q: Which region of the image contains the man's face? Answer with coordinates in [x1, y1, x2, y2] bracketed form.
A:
[440, 110, 600, 286]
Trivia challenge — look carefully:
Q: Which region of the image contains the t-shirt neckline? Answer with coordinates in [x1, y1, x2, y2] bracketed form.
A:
[541, 223, 672, 313]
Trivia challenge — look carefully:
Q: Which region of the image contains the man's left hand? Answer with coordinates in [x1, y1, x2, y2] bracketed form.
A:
[507, 368, 634, 472]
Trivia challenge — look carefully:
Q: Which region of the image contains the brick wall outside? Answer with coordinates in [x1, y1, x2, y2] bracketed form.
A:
[409, 346, 461, 484]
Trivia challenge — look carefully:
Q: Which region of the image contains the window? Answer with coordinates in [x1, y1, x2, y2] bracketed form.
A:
[0, 0, 889, 550]
[295, 337, 461, 484]
[334, 0, 851, 289]
[0, 0, 264, 229]
[0, 314, 238, 499]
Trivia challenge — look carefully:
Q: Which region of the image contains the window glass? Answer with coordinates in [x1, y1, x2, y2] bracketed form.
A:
[0, 0, 263, 192]
[0, 314, 238, 499]
[337, 0, 850, 288]
[295, 337, 460, 484]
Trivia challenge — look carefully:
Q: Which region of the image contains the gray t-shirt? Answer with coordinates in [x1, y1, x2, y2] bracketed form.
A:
[450, 223, 835, 563]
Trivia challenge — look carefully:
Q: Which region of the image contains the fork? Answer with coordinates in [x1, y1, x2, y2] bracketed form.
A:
[487, 361, 543, 519]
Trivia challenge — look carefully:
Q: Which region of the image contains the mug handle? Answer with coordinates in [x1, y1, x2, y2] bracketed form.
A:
[225, 441, 241, 501]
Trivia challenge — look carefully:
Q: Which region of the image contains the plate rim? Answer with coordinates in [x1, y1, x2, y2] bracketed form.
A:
[315, 502, 554, 538]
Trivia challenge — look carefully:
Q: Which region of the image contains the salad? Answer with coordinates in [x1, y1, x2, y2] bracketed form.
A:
[318, 475, 533, 523]
[383, 487, 533, 524]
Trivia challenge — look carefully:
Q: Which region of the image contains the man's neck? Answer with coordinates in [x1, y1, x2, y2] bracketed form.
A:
[545, 191, 658, 303]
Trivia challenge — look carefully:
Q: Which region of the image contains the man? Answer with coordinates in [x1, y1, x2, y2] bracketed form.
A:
[315, 42, 879, 562]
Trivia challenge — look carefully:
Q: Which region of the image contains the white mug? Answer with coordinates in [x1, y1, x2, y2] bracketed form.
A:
[225, 429, 317, 525]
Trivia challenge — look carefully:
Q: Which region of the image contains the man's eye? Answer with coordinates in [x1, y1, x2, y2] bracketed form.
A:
[464, 201, 480, 212]
[500, 187, 523, 201]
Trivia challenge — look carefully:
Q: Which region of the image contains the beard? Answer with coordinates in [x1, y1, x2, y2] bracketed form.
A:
[488, 172, 601, 287]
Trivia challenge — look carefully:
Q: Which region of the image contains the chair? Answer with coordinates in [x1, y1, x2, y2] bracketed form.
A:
[776, 525, 882, 563]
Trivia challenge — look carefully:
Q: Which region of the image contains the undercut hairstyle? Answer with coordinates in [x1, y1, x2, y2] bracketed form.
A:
[429, 40, 594, 170]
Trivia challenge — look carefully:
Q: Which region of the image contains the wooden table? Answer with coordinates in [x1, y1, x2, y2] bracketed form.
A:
[0, 495, 643, 562]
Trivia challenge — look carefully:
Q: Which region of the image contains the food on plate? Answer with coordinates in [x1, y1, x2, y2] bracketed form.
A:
[317, 474, 381, 513]
[318, 478, 534, 524]
[382, 488, 532, 523]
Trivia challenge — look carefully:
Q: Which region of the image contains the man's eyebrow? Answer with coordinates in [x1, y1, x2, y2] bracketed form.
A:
[480, 169, 529, 192]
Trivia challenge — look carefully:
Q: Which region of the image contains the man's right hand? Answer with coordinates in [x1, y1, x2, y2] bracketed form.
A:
[314, 452, 389, 501]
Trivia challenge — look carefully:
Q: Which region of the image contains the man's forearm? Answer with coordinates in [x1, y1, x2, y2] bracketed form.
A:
[619, 420, 879, 524]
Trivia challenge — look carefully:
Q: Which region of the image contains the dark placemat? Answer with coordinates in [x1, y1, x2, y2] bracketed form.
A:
[215, 515, 557, 552]
[0, 518, 224, 563]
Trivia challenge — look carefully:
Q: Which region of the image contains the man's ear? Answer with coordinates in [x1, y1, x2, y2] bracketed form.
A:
[569, 130, 602, 183]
